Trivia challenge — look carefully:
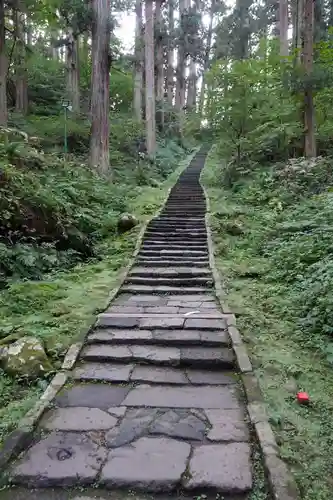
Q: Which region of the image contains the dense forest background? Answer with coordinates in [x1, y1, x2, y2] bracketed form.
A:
[0, 1, 333, 498]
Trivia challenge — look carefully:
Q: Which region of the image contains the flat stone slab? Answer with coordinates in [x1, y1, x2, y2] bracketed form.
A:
[55, 384, 129, 409]
[81, 345, 180, 365]
[186, 370, 237, 385]
[81, 346, 132, 362]
[41, 407, 118, 431]
[205, 409, 249, 442]
[184, 443, 252, 493]
[139, 317, 184, 329]
[97, 316, 139, 328]
[130, 345, 180, 364]
[88, 329, 153, 343]
[73, 363, 133, 382]
[11, 432, 106, 487]
[131, 366, 188, 384]
[100, 437, 191, 491]
[180, 347, 235, 366]
[122, 385, 241, 409]
[184, 318, 226, 330]
[150, 410, 206, 441]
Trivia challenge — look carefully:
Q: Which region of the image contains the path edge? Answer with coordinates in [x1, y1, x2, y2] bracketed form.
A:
[201, 159, 300, 500]
[0, 147, 200, 473]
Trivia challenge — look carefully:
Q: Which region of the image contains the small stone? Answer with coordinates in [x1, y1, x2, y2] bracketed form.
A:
[106, 408, 159, 448]
[55, 384, 129, 409]
[73, 363, 133, 382]
[11, 432, 106, 487]
[131, 366, 188, 384]
[122, 385, 240, 409]
[184, 443, 252, 492]
[101, 437, 191, 491]
[41, 407, 117, 431]
[205, 409, 249, 442]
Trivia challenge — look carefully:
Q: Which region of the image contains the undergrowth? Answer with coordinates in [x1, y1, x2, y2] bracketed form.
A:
[203, 149, 333, 500]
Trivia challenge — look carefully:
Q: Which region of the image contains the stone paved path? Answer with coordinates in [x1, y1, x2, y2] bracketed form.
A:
[8, 149, 253, 497]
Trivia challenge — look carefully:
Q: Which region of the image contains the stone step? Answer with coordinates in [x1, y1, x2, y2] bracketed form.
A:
[124, 277, 213, 287]
[135, 260, 210, 268]
[129, 268, 211, 278]
[139, 248, 208, 255]
[86, 328, 229, 346]
[147, 225, 206, 232]
[97, 314, 227, 331]
[120, 285, 211, 294]
[142, 241, 208, 249]
[80, 343, 235, 368]
[72, 362, 238, 385]
[144, 232, 207, 240]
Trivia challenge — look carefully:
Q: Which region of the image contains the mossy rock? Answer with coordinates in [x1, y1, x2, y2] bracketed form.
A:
[222, 221, 245, 236]
[117, 213, 138, 233]
[0, 336, 53, 379]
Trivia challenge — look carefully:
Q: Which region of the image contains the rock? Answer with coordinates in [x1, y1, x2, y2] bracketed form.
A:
[0, 336, 53, 378]
[117, 213, 138, 233]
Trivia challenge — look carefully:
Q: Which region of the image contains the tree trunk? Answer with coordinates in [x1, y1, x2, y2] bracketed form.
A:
[155, 0, 164, 128]
[0, 0, 7, 125]
[294, 0, 304, 63]
[167, 0, 174, 106]
[145, 0, 156, 156]
[199, 0, 214, 116]
[279, 0, 289, 57]
[67, 29, 80, 114]
[14, 3, 28, 114]
[134, 0, 143, 121]
[175, 0, 186, 111]
[89, 0, 111, 173]
[186, 59, 196, 111]
[303, 0, 316, 157]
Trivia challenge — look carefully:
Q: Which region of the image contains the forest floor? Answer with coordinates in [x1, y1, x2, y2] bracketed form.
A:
[202, 150, 333, 500]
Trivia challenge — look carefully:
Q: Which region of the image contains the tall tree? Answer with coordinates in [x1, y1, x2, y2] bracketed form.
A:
[167, 0, 174, 106]
[303, 0, 316, 157]
[0, 0, 7, 125]
[199, 0, 214, 115]
[155, 0, 164, 127]
[134, 0, 143, 121]
[66, 28, 80, 113]
[279, 0, 289, 57]
[14, 2, 28, 114]
[89, 0, 111, 173]
[145, 0, 156, 156]
[175, 0, 187, 111]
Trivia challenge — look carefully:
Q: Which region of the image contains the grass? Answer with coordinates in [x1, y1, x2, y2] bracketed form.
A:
[203, 150, 333, 500]
[0, 149, 198, 445]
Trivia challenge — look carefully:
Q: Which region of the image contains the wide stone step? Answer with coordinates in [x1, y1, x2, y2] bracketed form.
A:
[86, 327, 229, 346]
[142, 241, 207, 249]
[135, 259, 209, 268]
[97, 314, 227, 331]
[120, 285, 211, 294]
[125, 277, 213, 287]
[139, 249, 208, 256]
[144, 232, 207, 240]
[129, 268, 211, 278]
[72, 362, 238, 385]
[80, 344, 235, 368]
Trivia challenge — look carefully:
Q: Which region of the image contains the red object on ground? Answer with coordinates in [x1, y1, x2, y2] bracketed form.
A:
[297, 392, 310, 404]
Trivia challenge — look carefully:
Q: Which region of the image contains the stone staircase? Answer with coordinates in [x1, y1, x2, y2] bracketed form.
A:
[8, 148, 253, 498]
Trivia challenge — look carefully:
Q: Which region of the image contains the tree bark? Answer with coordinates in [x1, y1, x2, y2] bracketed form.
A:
[199, 0, 214, 116]
[303, 0, 316, 157]
[67, 29, 80, 114]
[134, 0, 143, 122]
[279, 0, 289, 57]
[89, 0, 111, 173]
[155, 0, 164, 128]
[145, 0, 156, 156]
[0, 0, 7, 125]
[167, 0, 174, 106]
[294, 0, 304, 63]
[14, 3, 28, 114]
